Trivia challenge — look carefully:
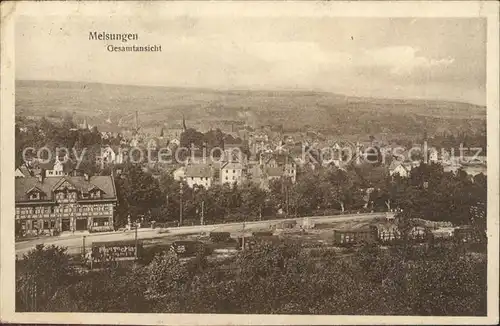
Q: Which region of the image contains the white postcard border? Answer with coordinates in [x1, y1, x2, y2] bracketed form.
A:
[1, 1, 499, 325]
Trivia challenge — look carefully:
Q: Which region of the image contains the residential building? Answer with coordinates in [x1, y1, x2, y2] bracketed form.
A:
[265, 166, 284, 182]
[260, 152, 297, 183]
[173, 166, 186, 181]
[41, 157, 75, 177]
[185, 164, 213, 189]
[389, 160, 410, 178]
[221, 161, 245, 185]
[98, 145, 119, 165]
[15, 174, 117, 236]
[15, 164, 31, 178]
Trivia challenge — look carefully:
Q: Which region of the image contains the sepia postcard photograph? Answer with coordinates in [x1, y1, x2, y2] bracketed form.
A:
[1, 1, 499, 325]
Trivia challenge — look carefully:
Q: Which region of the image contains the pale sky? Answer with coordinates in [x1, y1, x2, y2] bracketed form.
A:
[16, 16, 486, 105]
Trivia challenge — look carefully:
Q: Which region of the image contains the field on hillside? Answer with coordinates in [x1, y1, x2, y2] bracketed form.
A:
[16, 80, 486, 137]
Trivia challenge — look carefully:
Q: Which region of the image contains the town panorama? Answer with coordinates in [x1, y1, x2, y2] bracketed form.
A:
[12, 13, 488, 317]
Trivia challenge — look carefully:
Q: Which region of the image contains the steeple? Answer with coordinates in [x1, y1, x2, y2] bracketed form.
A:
[182, 115, 187, 131]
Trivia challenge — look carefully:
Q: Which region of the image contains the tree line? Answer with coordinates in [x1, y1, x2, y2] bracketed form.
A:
[16, 240, 486, 315]
[113, 160, 486, 230]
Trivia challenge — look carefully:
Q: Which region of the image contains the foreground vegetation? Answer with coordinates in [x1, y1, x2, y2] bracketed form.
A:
[16, 240, 487, 315]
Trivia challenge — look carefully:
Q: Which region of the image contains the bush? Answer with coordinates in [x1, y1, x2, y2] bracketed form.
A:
[252, 231, 274, 237]
[209, 232, 231, 243]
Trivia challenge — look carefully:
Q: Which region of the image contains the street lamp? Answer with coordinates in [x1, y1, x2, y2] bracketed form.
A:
[201, 200, 205, 225]
[179, 184, 183, 227]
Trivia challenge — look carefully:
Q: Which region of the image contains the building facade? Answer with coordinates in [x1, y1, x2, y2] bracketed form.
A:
[185, 164, 213, 189]
[221, 161, 245, 185]
[15, 174, 117, 236]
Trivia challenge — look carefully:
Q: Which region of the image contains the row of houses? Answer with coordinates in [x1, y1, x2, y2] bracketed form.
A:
[173, 149, 297, 190]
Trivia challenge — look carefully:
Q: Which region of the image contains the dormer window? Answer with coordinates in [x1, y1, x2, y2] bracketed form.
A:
[27, 187, 45, 201]
[90, 190, 101, 199]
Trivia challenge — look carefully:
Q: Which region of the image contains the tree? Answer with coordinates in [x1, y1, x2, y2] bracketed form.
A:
[238, 181, 267, 217]
[16, 245, 74, 311]
[321, 168, 355, 213]
[47, 266, 150, 312]
[147, 252, 191, 298]
[115, 163, 163, 226]
[180, 128, 204, 149]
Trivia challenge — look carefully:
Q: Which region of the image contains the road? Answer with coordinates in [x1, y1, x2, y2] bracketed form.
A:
[15, 212, 384, 256]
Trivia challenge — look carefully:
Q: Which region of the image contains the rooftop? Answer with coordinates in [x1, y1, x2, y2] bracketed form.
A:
[15, 175, 117, 203]
[185, 164, 212, 178]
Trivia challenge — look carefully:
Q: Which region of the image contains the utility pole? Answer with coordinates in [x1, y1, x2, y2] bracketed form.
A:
[166, 194, 169, 218]
[286, 184, 289, 216]
[82, 235, 86, 257]
[179, 185, 183, 227]
[200, 200, 205, 225]
[242, 220, 246, 252]
[134, 222, 138, 260]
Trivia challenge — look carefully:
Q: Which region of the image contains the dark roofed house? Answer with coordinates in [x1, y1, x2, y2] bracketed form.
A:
[15, 174, 117, 237]
[34, 157, 77, 177]
[15, 164, 32, 178]
[185, 164, 213, 189]
[260, 152, 297, 184]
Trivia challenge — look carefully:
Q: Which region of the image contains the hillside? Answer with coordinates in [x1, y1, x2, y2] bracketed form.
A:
[15, 80, 486, 137]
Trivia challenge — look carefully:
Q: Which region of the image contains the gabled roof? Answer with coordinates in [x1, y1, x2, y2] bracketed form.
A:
[52, 176, 78, 191]
[265, 153, 294, 166]
[221, 162, 243, 170]
[15, 175, 117, 203]
[88, 184, 106, 193]
[265, 166, 284, 177]
[185, 164, 212, 178]
[389, 160, 407, 171]
[26, 186, 46, 195]
[16, 164, 32, 177]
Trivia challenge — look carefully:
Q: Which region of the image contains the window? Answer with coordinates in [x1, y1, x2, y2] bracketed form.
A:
[90, 190, 101, 199]
[226, 176, 228, 180]
[50, 220, 55, 228]
[233, 170, 235, 173]
[50, 206, 55, 213]
[93, 218, 109, 227]
[31, 207, 35, 214]
[232, 176, 235, 180]
[43, 220, 49, 229]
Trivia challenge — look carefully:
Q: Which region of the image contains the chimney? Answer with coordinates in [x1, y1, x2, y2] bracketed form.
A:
[84, 173, 89, 181]
[38, 169, 46, 183]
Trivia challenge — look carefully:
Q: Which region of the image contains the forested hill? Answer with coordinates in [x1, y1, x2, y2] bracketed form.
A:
[16, 80, 486, 136]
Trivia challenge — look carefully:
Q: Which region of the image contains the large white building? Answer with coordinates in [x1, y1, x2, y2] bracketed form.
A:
[185, 164, 213, 189]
